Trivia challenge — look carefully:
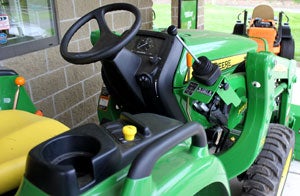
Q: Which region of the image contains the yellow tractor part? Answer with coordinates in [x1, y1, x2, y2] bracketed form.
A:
[0, 110, 69, 194]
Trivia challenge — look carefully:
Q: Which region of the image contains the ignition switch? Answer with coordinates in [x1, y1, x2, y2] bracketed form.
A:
[137, 73, 152, 88]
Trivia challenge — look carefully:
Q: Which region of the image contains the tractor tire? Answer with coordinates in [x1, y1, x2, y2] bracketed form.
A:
[233, 23, 245, 35]
[242, 123, 295, 196]
[279, 38, 295, 60]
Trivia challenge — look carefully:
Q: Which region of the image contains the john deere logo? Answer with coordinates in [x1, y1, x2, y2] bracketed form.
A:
[212, 54, 246, 70]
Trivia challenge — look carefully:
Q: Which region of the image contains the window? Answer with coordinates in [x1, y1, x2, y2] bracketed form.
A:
[0, 0, 58, 60]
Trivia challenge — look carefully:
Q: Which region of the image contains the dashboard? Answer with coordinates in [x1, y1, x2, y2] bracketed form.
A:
[123, 30, 185, 121]
[127, 36, 162, 57]
[124, 30, 179, 89]
[125, 30, 173, 69]
[102, 29, 185, 121]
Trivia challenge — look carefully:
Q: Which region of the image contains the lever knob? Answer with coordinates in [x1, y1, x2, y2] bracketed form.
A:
[167, 25, 177, 36]
[15, 76, 25, 86]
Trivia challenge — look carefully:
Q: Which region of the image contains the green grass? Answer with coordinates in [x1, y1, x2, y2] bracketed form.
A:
[153, 3, 300, 61]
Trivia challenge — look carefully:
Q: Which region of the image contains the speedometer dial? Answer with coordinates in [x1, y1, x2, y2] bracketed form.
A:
[136, 38, 154, 53]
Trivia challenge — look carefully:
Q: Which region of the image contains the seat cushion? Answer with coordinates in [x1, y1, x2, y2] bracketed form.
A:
[0, 110, 69, 194]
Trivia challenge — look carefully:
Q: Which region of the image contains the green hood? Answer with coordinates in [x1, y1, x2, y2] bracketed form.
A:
[178, 29, 257, 60]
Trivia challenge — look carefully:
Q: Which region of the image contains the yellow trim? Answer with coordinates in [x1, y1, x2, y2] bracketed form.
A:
[0, 110, 69, 194]
[185, 67, 194, 82]
[238, 102, 247, 115]
[212, 54, 246, 71]
[277, 148, 293, 196]
[260, 137, 266, 149]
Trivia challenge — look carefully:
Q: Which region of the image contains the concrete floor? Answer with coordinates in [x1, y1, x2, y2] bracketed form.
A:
[231, 63, 300, 195]
[283, 161, 300, 195]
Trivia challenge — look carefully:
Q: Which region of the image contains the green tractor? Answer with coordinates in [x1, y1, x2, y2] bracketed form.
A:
[1, 3, 299, 196]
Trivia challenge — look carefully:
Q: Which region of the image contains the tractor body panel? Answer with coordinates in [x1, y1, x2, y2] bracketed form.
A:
[291, 104, 300, 160]
[17, 147, 230, 196]
[177, 49, 298, 178]
[0, 110, 68, 194]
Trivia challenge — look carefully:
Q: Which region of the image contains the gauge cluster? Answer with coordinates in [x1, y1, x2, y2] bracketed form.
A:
[126, 34, 163, 57]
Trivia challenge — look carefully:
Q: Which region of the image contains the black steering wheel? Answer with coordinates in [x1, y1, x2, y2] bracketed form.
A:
[60, 3, 141, 64]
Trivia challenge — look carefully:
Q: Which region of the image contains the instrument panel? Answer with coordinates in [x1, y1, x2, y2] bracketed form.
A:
[126, 33, 164, 57]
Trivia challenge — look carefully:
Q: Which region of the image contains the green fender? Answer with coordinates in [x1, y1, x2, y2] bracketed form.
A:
[219, 51, 297, 179]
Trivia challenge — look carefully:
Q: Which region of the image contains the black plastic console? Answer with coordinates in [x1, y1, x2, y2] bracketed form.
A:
[101, 30, 185, 122]
[25, 113, 183, 196]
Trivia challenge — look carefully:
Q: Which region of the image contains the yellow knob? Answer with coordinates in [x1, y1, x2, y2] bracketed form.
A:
[230, 136, 236, 142]
[122, 125, 137, 141]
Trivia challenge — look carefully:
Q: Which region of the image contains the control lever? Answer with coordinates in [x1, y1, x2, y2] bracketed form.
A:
[167, 25, 221, 86]
[13, 76, 25, 110]
[167, 25, 201, 64]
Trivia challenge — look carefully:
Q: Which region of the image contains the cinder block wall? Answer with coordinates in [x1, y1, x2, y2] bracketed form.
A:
[0, 0, 153, 128]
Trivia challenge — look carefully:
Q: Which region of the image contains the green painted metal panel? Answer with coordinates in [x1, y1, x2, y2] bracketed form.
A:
[17, 144, 230, 195]
[173, 30, 257, 88]
[0, 75, 36, 113]
[291, 104, 300, 160]
[217, 51, 298, 179]
[16, 178, 47, 196]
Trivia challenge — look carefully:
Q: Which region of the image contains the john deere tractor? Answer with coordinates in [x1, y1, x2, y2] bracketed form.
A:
[1, 3, 299, 196]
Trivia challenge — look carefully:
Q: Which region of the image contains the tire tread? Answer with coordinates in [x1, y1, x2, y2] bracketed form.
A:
[242, 124, 295, 196]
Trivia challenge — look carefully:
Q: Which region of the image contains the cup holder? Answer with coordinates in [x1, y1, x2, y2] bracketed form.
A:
[42, 135, 100, 187]
[25, 123, 118, 195]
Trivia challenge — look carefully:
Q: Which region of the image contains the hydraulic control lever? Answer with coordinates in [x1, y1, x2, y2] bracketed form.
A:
[167, 25, 221, 86]
[167, 25, 201, 65]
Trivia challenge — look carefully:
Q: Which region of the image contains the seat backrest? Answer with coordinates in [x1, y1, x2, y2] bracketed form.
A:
[252, 4, 274, 20]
